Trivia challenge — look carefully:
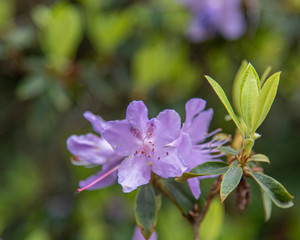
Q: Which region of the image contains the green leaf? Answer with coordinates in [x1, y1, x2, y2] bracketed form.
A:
[239, 64, 260, 132]
[16, 75, 48, 100]
[248, 154, 270, 164]
[175, 161, 229, 183]
[159, 180, 199, 215]
[135, 185, 158, 239]
[205, 76, 244, 135]
[220, 166, 243, 202]
[232, 60, 248, 115]
[199, 199, 224, 240]
[218, 146, 238, 156]
[251, 72, 280, 133]
[87, 11, 133, 54]
[261, 190, 272, 222]
[260, 66, 272, 88]
[32, 2, 83, 71]
[0, 0, 14, 32]
[249, 172, 293, 208]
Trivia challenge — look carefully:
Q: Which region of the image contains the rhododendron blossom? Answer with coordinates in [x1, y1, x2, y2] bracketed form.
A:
[102, 101, 188, 192]
[67, 100, 224, 196]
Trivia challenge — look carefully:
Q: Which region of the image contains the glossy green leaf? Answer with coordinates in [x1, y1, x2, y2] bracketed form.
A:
[159, 180, 198, 215]
[261, 190, 272, 222]
[205, 76, 244, 135]
[218, 146, 238, 156]
[249, 172, 293, 208]
[135, 185, 158, 239]
[239, 64, 260, 131]
[199, 199, 224, 240]
[175, 161, 229, 183]
[251, 72, 280, 133]
[220, 166, 243, 202]
[248, 154, 270, 164]
[232, 60, 248, 115]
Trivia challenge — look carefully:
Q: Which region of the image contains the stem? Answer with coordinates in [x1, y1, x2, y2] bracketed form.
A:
[151, 174, 222, 240]
[191, 176, 222, 240]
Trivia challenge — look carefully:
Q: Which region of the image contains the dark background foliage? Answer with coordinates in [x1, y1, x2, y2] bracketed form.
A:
[0, 0, 299, 239]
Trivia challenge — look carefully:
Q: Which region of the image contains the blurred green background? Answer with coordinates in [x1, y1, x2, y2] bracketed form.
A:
[0, 0, 299, 239]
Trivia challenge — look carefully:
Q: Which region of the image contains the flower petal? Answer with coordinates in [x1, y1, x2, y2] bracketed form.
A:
[187, 178, 201, 199]
[84, 111, 106, 134]
[152, 147, 187, 178]
[218, 0, 246, 40]
[182, 98, 213, 144]
[185, 148, 216, 170]
[102, 120, 141, 156]
[132, 226, 157, 240]
[152, 110, 181, 146]
[169, 132, 192, 158]
[185, 109, 213, 144]
[118, 155, 151, 193]
[184, 98, 206, 126]
[126, 101, 149, 135]
[67, 134, 112, 165]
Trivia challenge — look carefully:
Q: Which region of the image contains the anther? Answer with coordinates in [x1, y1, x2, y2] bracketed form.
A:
[158, 157, 160, 160]
[152, 148, 154, 152]
[166, 152, 169, 156]
[148, 155, 151, 158]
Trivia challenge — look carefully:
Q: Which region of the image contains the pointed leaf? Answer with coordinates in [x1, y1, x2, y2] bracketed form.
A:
[205, 75, 244, 135]
[232, 60, 248, 115]
[251, 72, 280, 133]
[220, 166, 243, 202]
[260, 66, 272, 88]
[239, 64, 260, 131]
[248, 154, 270, 164]
[159, 180, 200, 215]
[135, 185, 158, 239]
[249, 172, 293, 208]
[261, 190, 272, 222]
[218, 146, 238, 156]
[175, 161, 229, 183]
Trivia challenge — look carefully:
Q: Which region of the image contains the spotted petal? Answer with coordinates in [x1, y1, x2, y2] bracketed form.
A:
[126, 100, 149, 135]
[102, 120, 141, 156]
[152, 147, 187, 178]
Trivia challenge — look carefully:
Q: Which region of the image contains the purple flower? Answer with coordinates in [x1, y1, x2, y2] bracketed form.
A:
[177, 98, 228, 199]
[102, 101, 188, 193]
[132, 226, 157, 240]
[67, 111, 123, 191]
[182, 0, 246, 42]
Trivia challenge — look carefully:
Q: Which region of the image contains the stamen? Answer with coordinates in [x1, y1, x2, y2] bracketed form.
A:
[205, 128, 222, 138]
[77, 165, 119, 193]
